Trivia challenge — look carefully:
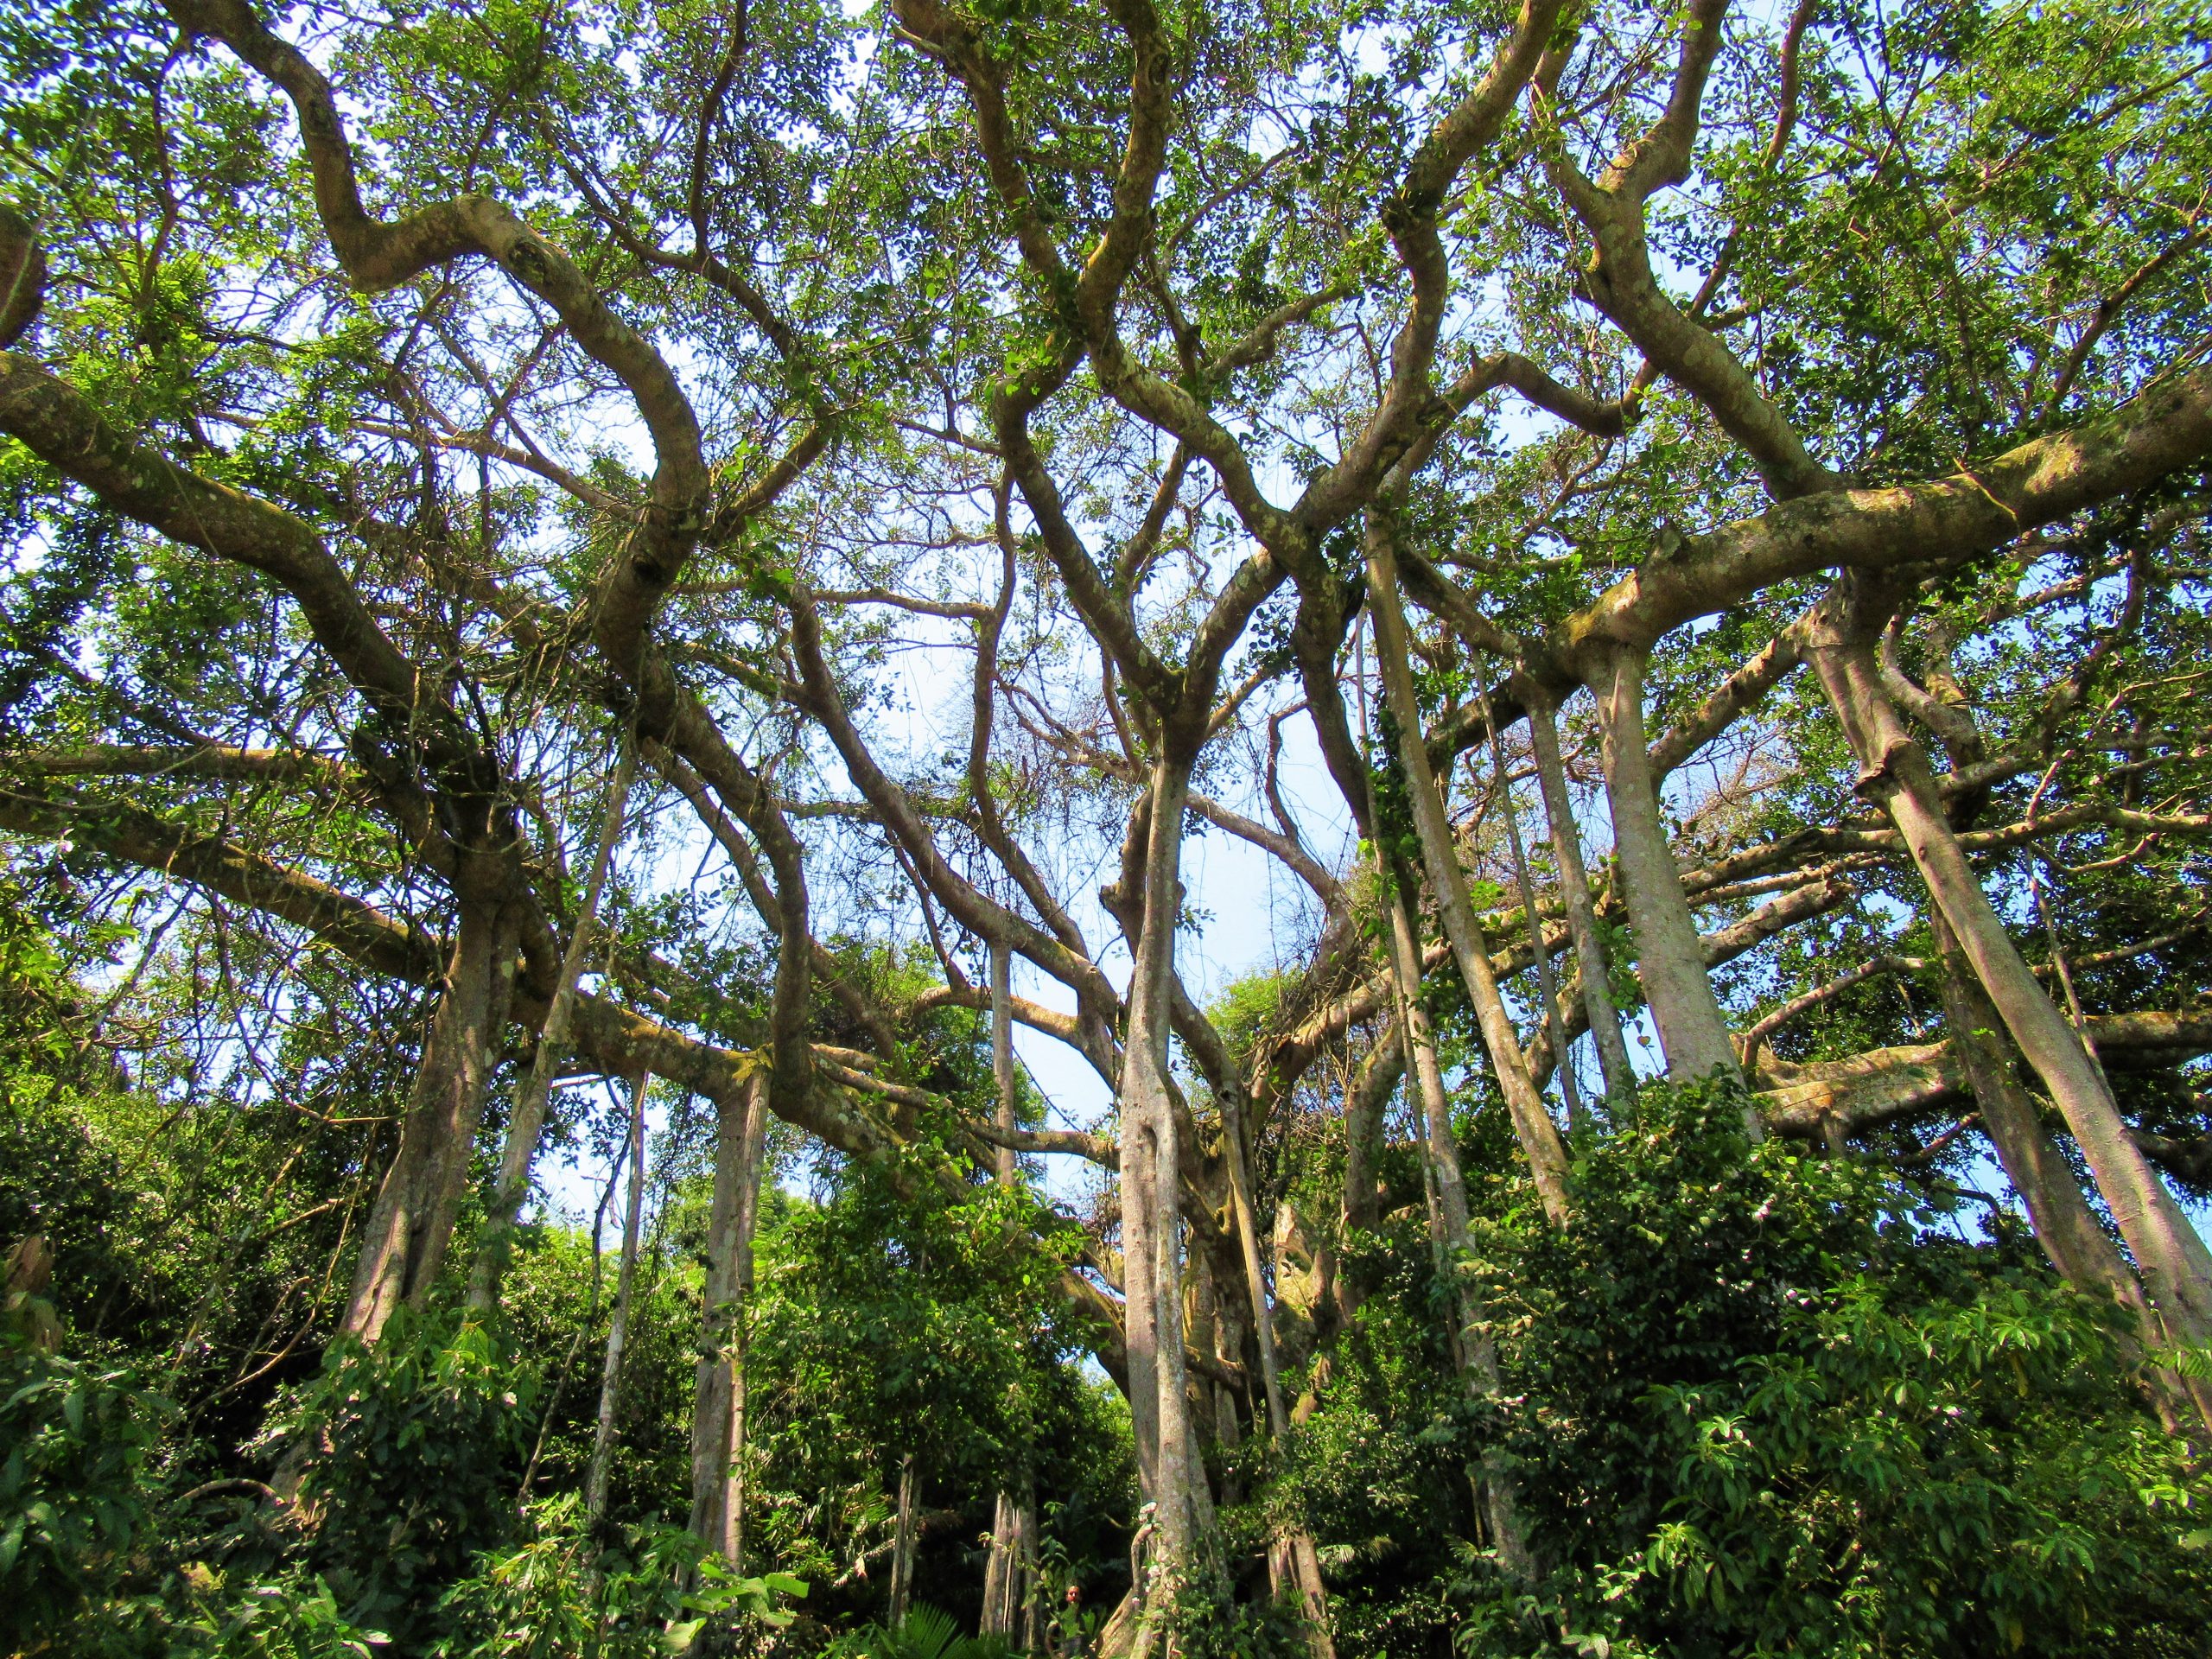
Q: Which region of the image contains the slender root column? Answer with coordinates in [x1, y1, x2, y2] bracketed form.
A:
[1808, 607, 2212, 1433]
[688, 1074, 772, 1562]
[1365, 512, 1573, 1223]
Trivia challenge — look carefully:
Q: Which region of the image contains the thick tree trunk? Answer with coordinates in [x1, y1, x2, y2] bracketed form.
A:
[1196, 1252, 1240, 1501]
[982, 1482, 1039, 1643]
[1588, 649, 1749, 1101]
[688, 1075, 770, 1561]
[1013, 1491, 1039, 1651]
[1927, 916, 2135, 1299]
[469, 737, 637, 1313]
[1365, 530, 1572, 1221]
[586, 1071, 652, 1522]
[1121, 1060, 1162, 1515]
[1382, 895, 1478, 1301]
[1526, 696, 1637, 1110]
[342, 888, 514, 1342]
[1272, 1535, 1334, 1656]
[722, 1088, 770, 1571]
[1120, 751, 1201, 1586]
[1354, 609, 1506, 1406]
[983, 1488, 1015, 1637]
[1808, 633, 2212, 1366]
[1326, 1031, 1395, 1338]
[1341, 1036, 1389, 1240]
[1219, 1087, 1287, 1436]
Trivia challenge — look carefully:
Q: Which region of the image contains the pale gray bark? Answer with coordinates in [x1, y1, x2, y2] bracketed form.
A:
[1219, 1082, 1287, 1436]
[1014, 1493, 1039, 1650]
[1353, 619, 1532, 1578]
[982, 1484, 1039, 1642]
[1122, 752, 1199, 1578]
[1331, 1032, 1396, 1342]
[889, 1452, 918, 1624]
[687, 1076, 770, 1562]
[1927, 918, 2130, 1300]
[1808, 630, 2212, 1379]
[586, 1071, 652, 1522]
[723, 1084, 771, 1568]
[469, 735, 637, 1313]
[1219, 1074, 1335, 1657]
[1121, 1067, 1162, 1514]
[1482, 716, 1582, 1129]
[982, 939, 1036, 1643]
[1341, 1033, 1390, 1241]
[1923, 914, 2211, 1432]
[1528, 698, 1637, 1108]
[1366, 526, 1572, 1221]
[982, 1488, 1016, 1637]
[1589, 649, 1750, 1104]
[992, 939, 1018, 1185]
[1379, 886, 1533, 1580]
[344, 891, 513, 1341]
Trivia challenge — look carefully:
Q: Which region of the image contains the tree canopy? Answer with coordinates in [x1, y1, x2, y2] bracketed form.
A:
[3, 0, 2212, 1652]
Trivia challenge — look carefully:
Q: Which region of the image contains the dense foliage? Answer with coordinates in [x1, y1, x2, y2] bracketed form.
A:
[5, 0, 2212, 1651]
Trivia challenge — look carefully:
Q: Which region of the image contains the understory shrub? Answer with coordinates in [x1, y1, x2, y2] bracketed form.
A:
[0, 1321, 168, 1646]
[1454, 1076, 2212, 1658]
[266, 1309, 540, 1643]
[431, 1491, 807, 1659]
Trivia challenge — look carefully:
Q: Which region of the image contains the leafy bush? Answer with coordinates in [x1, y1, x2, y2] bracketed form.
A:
[1159, 1574, 1316, 1659]
[1455, 1076, 2212, 1657]
[170, 1571, 391, 1659]
[268, 1309, 539, 1637]
[431, 1491, 806, 1659]
[0, 1323, 168, 1644]
[1262, 1200, 1474, 1656]
[743, 1143, 1135, 1615]
[814, 1605, 1013, 1659]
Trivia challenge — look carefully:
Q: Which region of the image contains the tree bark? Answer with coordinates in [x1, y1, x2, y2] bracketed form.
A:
[982, 938, 1038, 1643]
[1351, 602, 1534, 1579]
[1926, 918, 2130, 1298]
[1327, 1030, 1396, 1338]
[469, 736, 637, 1313]
[587, 1071, 652, 1522]
[688, 1074, 770, 1562]
[1365, 524, 1573, 1221]
[1924, 914, 2212, 1432]
[342, 887, 514, 1341]
[1120, 751, 1201, 1587]
[1483, 715, 1582, 1130]
[983, 1480, 1039, 1644]
[1378, 885, 1533, 1580]
[889, 1451, 918, 1624]
[1807, 627, 2212, 1363]
[1219, 1074, 1335, 1657]
[992, 939, 1019, 1185]
[723, 1082, 771, 1570]
[1013, 1488, 1039, 1651]
[1588, 648, 1749, 1103]
[1350, 628, 1529, 1571]
[983, 1489, 1016, 1638]
[1526, 696, 1637, 1110]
